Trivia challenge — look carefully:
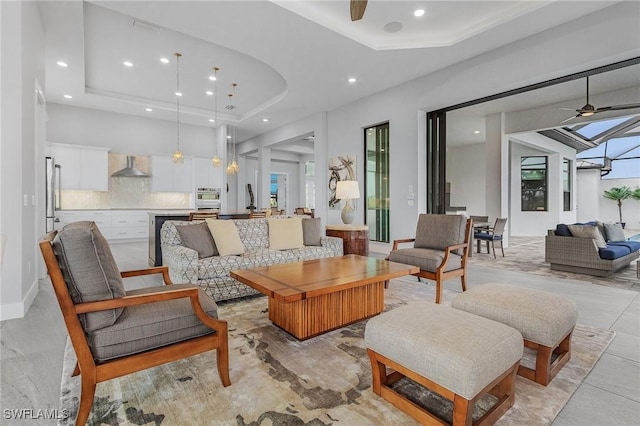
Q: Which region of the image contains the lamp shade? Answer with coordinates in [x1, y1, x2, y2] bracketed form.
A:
[336, 180, 360, 200]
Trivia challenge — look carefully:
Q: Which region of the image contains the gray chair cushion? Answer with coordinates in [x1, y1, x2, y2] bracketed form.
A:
[176, 221, 219, 258]
[388, 248, 461, 272]
[87, 284, 219, 362]
[52, 221, 125, 332]
[365, 302, 523, 400]
[302, 218, 323, 246]
[414, 214, 465, 251]
[451, 283, 578, 347]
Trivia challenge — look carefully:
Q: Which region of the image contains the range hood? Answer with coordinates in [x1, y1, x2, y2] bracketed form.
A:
[111, 156, 150, 177]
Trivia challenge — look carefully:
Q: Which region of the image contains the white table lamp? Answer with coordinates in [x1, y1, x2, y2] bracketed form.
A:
[336, 180, 360, 225]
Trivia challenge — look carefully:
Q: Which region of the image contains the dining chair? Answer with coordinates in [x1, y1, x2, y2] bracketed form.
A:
[39, 221, 230, 425]
[249, 211, 268, 218]
[474, 217, 508, 258]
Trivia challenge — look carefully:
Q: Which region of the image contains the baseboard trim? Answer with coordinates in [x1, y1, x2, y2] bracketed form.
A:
[0, 278, 39, 321]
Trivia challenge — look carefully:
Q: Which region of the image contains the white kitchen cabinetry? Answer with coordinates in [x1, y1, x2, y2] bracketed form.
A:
[151, 155, 192, 192]
[110, 211, 149, 240]
[48, 143, 110, 191]
[54, 210, 149, 242]
[194, 157, 223, 188]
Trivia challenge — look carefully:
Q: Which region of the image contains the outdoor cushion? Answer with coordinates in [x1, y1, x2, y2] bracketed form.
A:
[52, 221, 125, 332]
[555, 224, 572, 237]
[598, 245, 631, 260]
[608, 241, 640, 252]
[87, 284, 218, 362]
[268, 217, 304, 250]
[388, 248, 462, 273]
[568, 225, 607, 248]
[302, 217, 323, 246]
[414, 214, 465, 251]
[176, 222, 218, 258]
[603, 222, 626, 242]
[474, 232, 503, 241]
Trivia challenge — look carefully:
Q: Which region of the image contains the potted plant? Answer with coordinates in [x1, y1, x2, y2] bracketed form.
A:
[603, 186, 632, 226]
[631, 187, 640, 201]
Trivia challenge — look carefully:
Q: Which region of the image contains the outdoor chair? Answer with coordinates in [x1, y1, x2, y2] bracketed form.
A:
[387, 214, 472, 303]
[39, 221, 230, 426]
[474, 217, 507, 258]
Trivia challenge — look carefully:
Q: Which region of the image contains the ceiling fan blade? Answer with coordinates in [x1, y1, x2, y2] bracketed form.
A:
[560, 114, 580, 124]
[557, 107, 578, 111]
[350, 0, 368, 21]
[596, 103, 640, 112]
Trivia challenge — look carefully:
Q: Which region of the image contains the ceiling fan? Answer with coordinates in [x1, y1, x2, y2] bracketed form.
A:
[350, 0, 368, 21]
[560, 76, 640, 123]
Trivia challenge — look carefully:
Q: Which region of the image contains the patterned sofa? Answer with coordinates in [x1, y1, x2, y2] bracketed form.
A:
[161, 218, 343, 301]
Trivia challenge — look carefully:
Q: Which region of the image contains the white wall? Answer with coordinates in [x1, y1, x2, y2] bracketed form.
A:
[447, 143, 486, 216]
[243, 158, 301, 215]
[1, 1, 45, 320]
[598, 178, 640, 229]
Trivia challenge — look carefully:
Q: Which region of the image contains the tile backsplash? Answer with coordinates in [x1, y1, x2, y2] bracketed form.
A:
[59, 154, 192, 210]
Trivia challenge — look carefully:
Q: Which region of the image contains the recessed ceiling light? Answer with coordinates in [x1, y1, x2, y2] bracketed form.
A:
[206, 91, 214, 96]
[56, 61, 68, 68]
[209, 118, 215, 123]
[348, 77, 357, 83]
[175, 92, 182, 97]
[145, 108, 153, 112]
[209, 75, 217, 81]
[474, 130, 480, 134]
[262, 118, 269, 122]
[160, 57, 170, 64]
[63, 94, 72, 99]
[414, 9, 425, 17]
[123, 61, 133, 67]
[227, 135, 232, 139]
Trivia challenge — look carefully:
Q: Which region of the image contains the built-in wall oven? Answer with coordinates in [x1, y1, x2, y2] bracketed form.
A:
[195, 187, 221, 210]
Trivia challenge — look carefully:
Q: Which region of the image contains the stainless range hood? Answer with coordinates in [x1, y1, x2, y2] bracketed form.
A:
[111, 156, 150, 177]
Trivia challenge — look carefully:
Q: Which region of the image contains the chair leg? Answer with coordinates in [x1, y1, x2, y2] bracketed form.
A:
[216, 340, 231, 387]
[460, 273, 467, 293]
[492, 241, 496, 259]
[500, 241, 505, 257]
[435, 280, 442, 304]
[77, 372, 96, 426]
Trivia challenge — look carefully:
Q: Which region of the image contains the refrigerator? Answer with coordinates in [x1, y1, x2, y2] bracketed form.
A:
[45, 157, 61, 232]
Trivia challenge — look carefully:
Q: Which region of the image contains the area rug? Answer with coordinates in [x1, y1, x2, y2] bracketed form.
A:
[58, 277, 615, 425]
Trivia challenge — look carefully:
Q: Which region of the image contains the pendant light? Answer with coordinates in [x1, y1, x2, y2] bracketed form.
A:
[211, 66, 222, 167]
[226, 85, 240, 175]
[172, 52, 184, 164]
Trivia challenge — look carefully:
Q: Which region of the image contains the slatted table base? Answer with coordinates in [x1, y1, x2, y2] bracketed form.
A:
[268, 281, 385, 340]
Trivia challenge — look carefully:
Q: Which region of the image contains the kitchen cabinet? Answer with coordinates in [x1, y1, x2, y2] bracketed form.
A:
[194, 157, 223, 188]
[151, 155, 193, 192]
[48, 143, 110, 191]
[54, 210, 112, 239]
[54, 210, 150, 242]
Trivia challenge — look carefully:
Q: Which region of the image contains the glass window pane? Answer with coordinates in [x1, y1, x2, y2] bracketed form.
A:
[521, 156, 547, 211]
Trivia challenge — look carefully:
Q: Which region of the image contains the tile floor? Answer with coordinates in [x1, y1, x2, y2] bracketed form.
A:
[1, 239, 639, 425]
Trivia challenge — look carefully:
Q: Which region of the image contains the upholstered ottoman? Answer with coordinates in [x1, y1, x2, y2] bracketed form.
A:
[365, 302, 523, 426]
[451, 283, 578, 386]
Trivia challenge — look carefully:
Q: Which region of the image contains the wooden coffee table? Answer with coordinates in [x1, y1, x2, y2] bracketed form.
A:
[230, 255, 419, 340]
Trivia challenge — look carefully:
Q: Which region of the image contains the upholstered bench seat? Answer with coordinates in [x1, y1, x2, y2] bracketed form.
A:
[365, 302, 523, 425]
[452, 283, 578, 385]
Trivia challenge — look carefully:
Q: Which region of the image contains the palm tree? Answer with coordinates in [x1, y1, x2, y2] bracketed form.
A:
[631, 187, 640, 201]
[603, 186, 632, 223]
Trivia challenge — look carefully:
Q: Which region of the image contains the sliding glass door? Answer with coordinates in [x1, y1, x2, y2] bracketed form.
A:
[365, 123, 389, 242]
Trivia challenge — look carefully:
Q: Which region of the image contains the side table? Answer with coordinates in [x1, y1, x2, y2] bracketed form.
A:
[326, 224, 369, 257]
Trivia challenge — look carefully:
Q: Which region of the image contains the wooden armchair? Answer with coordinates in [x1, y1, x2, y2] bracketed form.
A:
[39, 222, 230, 426]
[387, 214, 472, 304]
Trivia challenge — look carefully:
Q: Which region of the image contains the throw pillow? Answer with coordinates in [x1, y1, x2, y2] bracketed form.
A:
[176, 222, 218, 258]
[603, 222, 626, 242]
[555, 224, 571, 237]
[206, 219, 245, 256]
[567, 224, 607, 248]
[52, 221, 125, 332]
[302, 217, 322, 246]
[268, 217, 304, 250]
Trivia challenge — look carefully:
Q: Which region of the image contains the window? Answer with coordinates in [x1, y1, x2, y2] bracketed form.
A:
[521, 156, 547, 211]
[562, 159, 572, 211]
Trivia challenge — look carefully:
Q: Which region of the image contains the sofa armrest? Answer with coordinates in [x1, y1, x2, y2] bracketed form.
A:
[545, 234, 601, 266]
[320, 235, 344, 256]
[162, 244, 199, 285]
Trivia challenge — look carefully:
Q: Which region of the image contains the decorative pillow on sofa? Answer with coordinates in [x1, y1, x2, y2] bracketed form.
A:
[176, 222, 218, 258]
[206, 219, 245, 256]
[302, 217, 322, 246]
[52, 221, 125, 332]
[268, 217, 304, 250]
[567, 225, 607, 248]
[603, 222, 626, 242]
